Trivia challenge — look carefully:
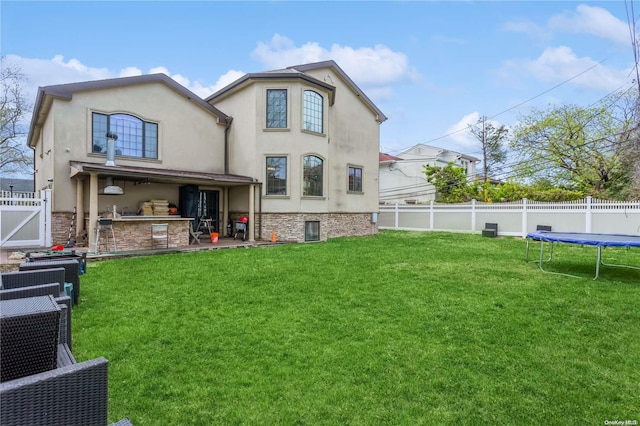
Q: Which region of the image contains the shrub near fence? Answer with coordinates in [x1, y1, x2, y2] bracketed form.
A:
[378, 197, 640, 237]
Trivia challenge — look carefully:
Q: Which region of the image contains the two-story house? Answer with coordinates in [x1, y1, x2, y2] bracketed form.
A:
[379, 144, 479, 204]
[27, 60, 387, 250]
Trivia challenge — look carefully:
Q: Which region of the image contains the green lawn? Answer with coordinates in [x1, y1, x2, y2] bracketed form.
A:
[73, 231, 640, 425]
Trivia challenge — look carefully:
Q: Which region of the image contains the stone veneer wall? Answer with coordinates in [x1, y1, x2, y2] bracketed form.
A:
[77, 217, 189, 251]
[51, 212, 74, 245]
[256, 213, 378, 242]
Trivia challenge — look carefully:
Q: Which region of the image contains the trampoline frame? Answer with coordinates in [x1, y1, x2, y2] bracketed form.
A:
[525, 231, 640, 280]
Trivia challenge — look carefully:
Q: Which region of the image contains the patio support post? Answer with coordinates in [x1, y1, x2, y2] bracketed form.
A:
[76, 178, 85, 239]
[248, 184, 255, 241]
[88, 173, 98, 252]
[223, 187, 229, 237]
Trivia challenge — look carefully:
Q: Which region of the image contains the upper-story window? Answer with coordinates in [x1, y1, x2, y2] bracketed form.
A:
[303, 90, 323, 133]
[266, 89, 287, 128]
[303, 155, 323, 197]
[92, 113, 158, 159]
[266, 156, 287, 195]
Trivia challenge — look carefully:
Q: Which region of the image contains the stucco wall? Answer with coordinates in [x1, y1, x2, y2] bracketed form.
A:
[211, 67, 381, 216]
[36, 82, 226, 212]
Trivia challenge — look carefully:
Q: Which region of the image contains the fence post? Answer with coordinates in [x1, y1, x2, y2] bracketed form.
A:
[394, 202, 399, 229]
[521, 198, 528, 238]
[44, 189, 52, 247]
[585, 196, 592, 233]
[429, 200, 434, 230]
[471, 199, 476, 233]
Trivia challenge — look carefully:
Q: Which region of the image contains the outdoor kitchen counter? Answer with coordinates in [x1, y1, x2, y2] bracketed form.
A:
[88, 216, 193, 251]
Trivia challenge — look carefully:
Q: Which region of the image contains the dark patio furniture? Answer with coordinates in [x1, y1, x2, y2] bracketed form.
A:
[19, 259, 80, 305]
[1, 268, 73, 348]
[0, 296, 60, 382]
[25, 250, 87, 275]
[482, 222, 498, 237]
[0, 356, 109, 426]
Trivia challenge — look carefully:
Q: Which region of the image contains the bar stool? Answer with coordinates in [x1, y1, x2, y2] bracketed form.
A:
[94, 219, 117, 253]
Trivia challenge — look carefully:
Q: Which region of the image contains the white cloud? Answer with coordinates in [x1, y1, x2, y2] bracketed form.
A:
[443, 112, 481, 150]
[504, 4, 629, 45]
[521, 46, 629, 91]
[4, 54, 243, 103]
[548, 4, 629, 45]
[251, 34, 419, 101]
[441, 113, 510, 154]
[119, 67, 142, 77]
[502, 20, 551, 42]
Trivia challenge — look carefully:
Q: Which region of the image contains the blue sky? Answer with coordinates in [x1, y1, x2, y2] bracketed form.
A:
[2, 1, 637, 158]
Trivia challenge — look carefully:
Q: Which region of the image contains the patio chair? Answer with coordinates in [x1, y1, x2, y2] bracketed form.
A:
[482, 222, 498, 237]
[189, 222, 202, 245]
[19, 259, 80, 305]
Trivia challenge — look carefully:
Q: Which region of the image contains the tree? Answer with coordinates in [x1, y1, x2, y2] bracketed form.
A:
[467, 115, 508, 180]
[423, 162, 473, 202]
[509, 95, 632, 198]
[1, 57, 32, 175]
[616, 91, 640, 198]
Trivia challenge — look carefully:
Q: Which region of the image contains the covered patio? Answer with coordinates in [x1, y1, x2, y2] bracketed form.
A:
[68, 161, 261, 253]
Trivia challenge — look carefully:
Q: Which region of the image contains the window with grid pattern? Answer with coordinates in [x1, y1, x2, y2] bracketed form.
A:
[266, 89, 287, 128]
[348, 166, 363, 192]
[266, 156, 287, 195]
[303, 155, 323, 196]
[92, 113, 158, 159]
[303, 90, 323, 133]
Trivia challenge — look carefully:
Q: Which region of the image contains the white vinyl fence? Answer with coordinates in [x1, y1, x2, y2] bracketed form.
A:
[379, 197, 640, 237]
[0, 189, 52, 248]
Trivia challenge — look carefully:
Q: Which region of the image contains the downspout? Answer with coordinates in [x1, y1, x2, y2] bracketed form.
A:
[224, 116, 233, 175]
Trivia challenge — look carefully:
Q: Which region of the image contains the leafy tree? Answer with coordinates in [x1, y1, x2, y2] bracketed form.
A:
[423, 162, 472, 202]
[1, 57, 32, 175]
[510, 95, 631, 198]
[615, 91, 640, 199]
[467, 115, 508, 180]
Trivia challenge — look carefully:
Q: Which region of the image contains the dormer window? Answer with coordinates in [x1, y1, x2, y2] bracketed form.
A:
[92, 113, 158, 159]
[303, 90, 323, 133]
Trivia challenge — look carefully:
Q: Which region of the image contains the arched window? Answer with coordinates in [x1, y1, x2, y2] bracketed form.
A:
[303, 155, 323, 196]
[92, 113, 158, 159]
[303, 90, 323, 133]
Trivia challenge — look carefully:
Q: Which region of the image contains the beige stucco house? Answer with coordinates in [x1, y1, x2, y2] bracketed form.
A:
[27, 60, 387, 250]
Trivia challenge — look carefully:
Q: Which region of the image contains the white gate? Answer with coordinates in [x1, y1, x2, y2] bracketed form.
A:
[0, 189, 52, 249]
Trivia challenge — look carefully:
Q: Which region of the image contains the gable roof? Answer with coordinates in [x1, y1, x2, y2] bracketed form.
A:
[379, 152, 403, 162]
[27, 73, 230, 147]
[288, 61, 387, 123]
[206, 60, 387, 123]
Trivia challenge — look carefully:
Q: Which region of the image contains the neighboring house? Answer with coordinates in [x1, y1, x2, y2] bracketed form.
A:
[379, 144, 479, 204]
[27, 60, 387, 248]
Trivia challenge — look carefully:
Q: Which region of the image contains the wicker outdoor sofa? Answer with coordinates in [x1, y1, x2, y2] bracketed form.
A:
[19, 259, 81, 305]
[0, 278, 133, 425]
[1, 267, 72, 348]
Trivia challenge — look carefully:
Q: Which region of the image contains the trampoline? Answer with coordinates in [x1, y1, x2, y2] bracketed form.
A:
[525, 231, 640, 280]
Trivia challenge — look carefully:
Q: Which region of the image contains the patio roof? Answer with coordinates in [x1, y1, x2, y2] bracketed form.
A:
[69, 161, 258, 187]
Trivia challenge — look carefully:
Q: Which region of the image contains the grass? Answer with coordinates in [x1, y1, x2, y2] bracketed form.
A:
[73, 231, 640, 425]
